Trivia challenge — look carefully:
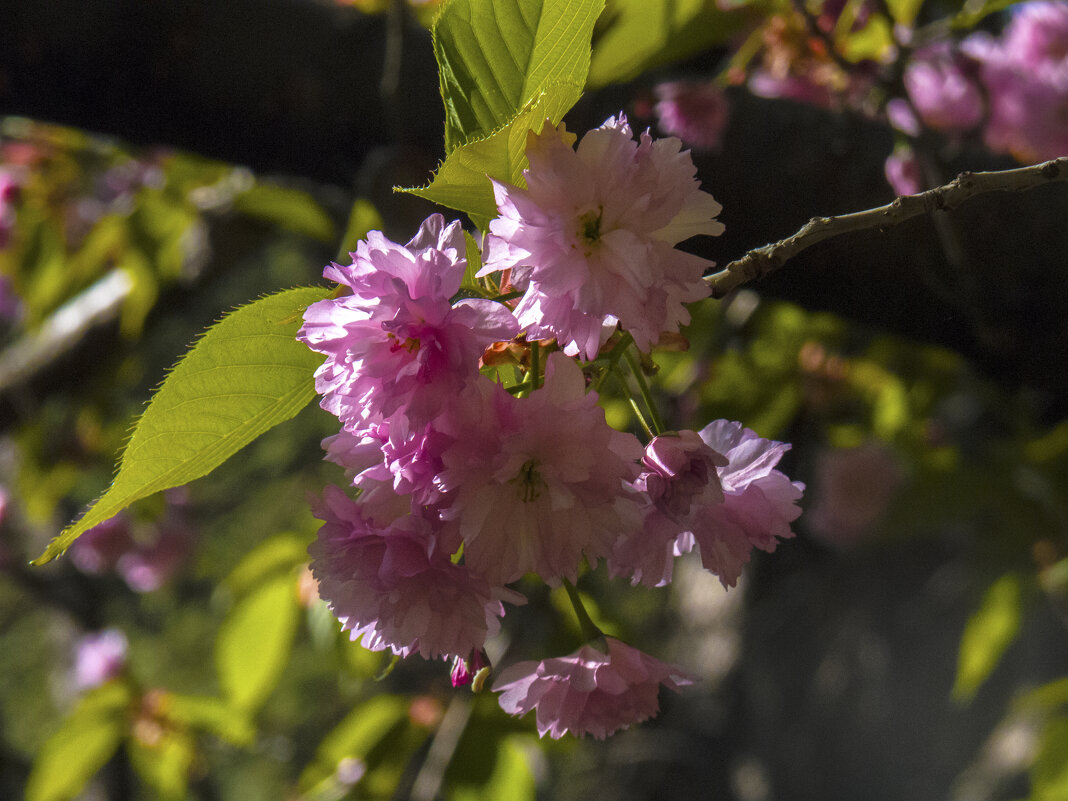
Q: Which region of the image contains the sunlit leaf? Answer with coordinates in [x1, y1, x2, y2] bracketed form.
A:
[433, 0, 604, 152]
[403, 84, 583, 226]
[234, 184, 337, 243]
[25, 682, 132, 801]
[34, 286, 329, 564]
[337, 198, 384, 258]
[953, 572, 1027, 702]
[216, 573, 301, 712]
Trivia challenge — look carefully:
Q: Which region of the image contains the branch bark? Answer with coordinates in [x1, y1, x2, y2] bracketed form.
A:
[706, 157, 1068, 298]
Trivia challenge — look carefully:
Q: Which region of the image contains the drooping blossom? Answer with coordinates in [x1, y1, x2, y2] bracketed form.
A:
[480, 116, 723, 359]
[610, 430, 727, 587]
[299, 214, 518, 431]
[309, 485, 519, 660]
[654, 81, 730, 151]
[689, 420, 805, 588]
[965, 2, 1068, 161]
[434, 354, 645, 585]
[493, 637, 693, 739]
[73, 629, 128, 690]
[884, 146, 924, 196]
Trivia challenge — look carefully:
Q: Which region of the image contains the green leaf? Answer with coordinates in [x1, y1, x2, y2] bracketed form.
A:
[298, 695, 410, 793]
[434, 0, 604, 152]
[1032, 716, 1068, 801]
[337, 198, 384, 258]
[129, 729, 196, 801]
[222, 532, 311, 600]
[953, 572, 1027, 702]
[216, 572, 301, 712]
[234, 184, 337, 243]
[404, 84, 583, 225]
[588, 0, 745, 88]
[166, 694, 256, 746]
[26, 682, 132, 801]
[450, 736, 537, 801]
[34, 286, 329, 565]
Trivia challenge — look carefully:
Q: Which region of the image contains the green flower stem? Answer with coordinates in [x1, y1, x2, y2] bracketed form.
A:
[562, 578, 604, 643]
[623, 347, 665, 436]
[625, 390, 655, 440]
[592, 332, 634, 394]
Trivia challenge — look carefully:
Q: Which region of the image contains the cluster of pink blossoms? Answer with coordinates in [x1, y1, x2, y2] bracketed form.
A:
[299, 115, 804, 739]
[886, 1, 1068, 194]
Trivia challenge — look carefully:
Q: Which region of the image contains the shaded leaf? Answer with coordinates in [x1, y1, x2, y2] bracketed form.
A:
[35, 286, 329, 564]
[166, 694, 256, 746]
[216, 572, 301, 712]
[25, 682, 132, 801]
[234, 184, 337, 243]
[222, 532, 311, 600]
[1032, 716, 1068, 801]
[129, 729, 196, 801]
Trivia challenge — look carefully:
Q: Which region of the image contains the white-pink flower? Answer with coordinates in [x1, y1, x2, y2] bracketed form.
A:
[299, 214, 518, 431]
[690, 420, 804, 587]
[309, 486, 518, 660]
[434, 353, 645, 585]
[493, 637, 693, 739]
[480, 116, 724, 359]
[73, 629, 128, 690]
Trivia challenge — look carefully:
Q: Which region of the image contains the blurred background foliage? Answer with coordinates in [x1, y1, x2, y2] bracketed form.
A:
[2, 0, 1068, 799]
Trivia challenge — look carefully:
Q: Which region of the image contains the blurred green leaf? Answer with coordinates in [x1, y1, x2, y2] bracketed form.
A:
[217, 572, 301, 712]
[450, 736, 537, 801]
[223, 532, 311, 600]
[234, 184, 337, 243]
[337, 198, 384, 258]
[25, 681, 132, 801]
[1017, 677, 1068, 714]
[34, 286, 329, 565]
[299, 695, 410, 793]
[589, 0, 745, 87]
[129, 729, 196, 801]
[433, 0, 604, 152]
[953, 572, 1027, 702]
[952, 0, 1028, 28]
[882, 0, 924, 25]
[1031, 716, 1068, 801]
[167, 693, 256, 746]
[403, 84, 583, 226]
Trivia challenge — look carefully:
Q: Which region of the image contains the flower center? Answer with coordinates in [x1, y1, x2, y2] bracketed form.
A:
[578, 207, 604, 244]
[387, 333, 421, 354]
[512, 459, 544, 503]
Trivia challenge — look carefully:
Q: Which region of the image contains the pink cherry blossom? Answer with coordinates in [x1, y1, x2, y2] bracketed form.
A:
[480, 116, 724, 359]
[309, 485, 518, 660]
[689, 420, 805, 587]
[299, 214, 518, 431]
[434, 354, 645, 585]
[493, 637, 693, 739]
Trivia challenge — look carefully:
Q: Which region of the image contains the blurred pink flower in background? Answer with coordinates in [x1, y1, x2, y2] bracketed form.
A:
[884, 146, 924, 196]
[902, 44, 984, 134]
[653, 81, 730, 151]
[806, 442, 903, 547]
[73, 628, 128, 690]
[965, 2, 1068, 161]
[493, 637, 693, 739]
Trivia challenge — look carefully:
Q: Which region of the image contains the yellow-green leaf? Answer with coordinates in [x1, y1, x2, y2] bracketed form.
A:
[953, 572, 1026, 702]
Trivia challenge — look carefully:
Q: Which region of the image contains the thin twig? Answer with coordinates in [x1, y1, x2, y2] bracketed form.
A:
[705, 157, 1068, 299]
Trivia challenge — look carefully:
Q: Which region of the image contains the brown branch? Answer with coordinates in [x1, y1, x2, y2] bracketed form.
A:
[705, 157, 1068, 299]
